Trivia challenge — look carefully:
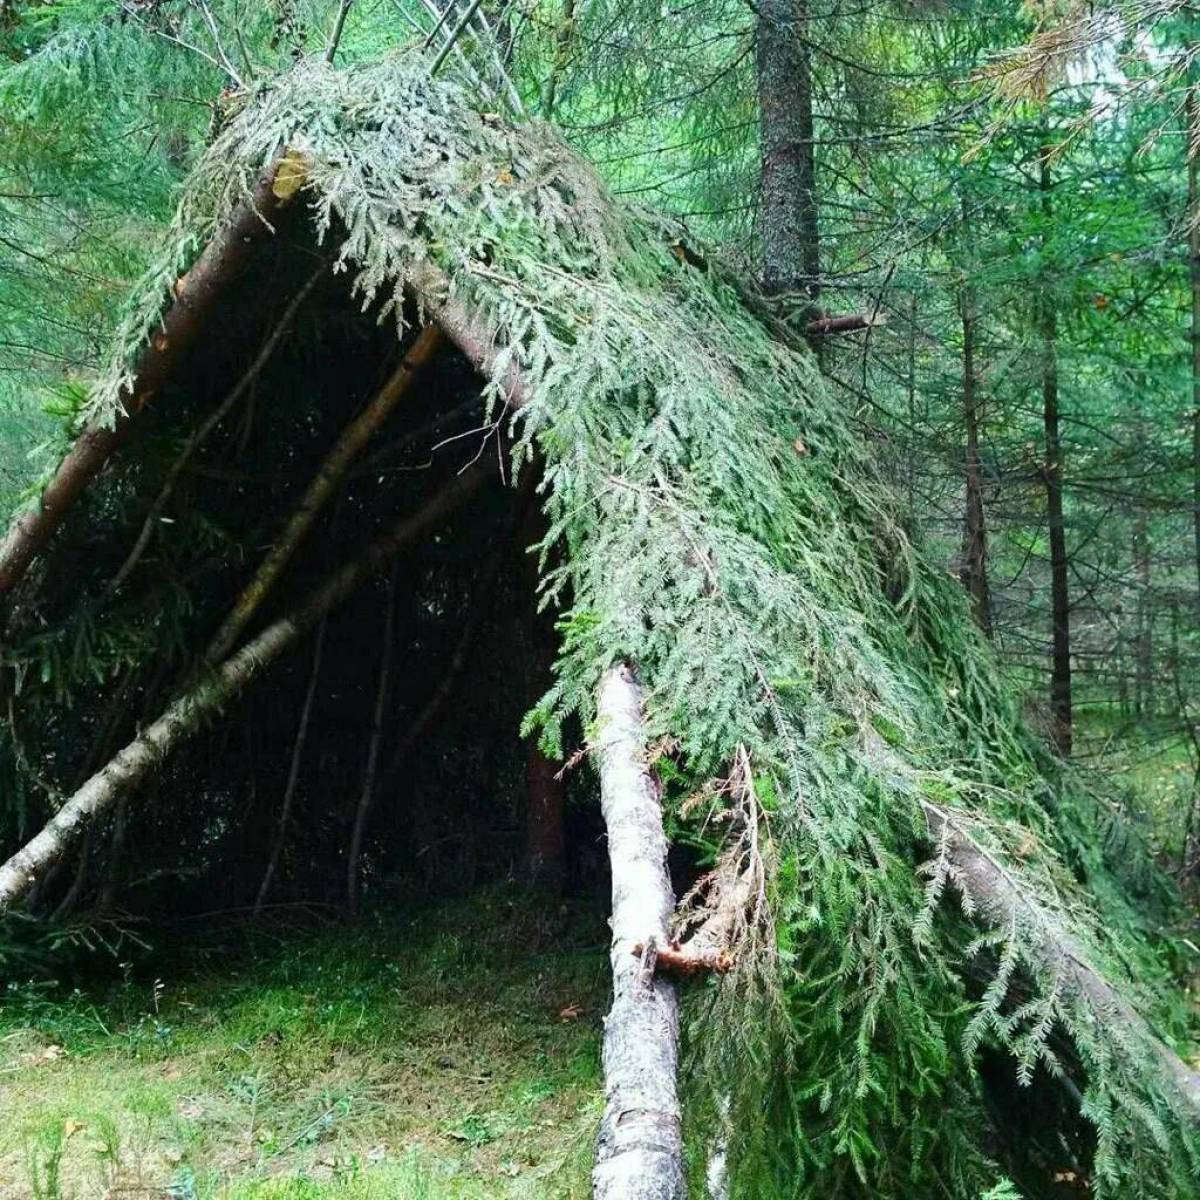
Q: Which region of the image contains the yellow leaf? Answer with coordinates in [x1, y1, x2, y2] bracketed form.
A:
[272, 150, 307, 201]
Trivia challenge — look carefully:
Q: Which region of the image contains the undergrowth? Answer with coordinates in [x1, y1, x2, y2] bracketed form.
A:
[0, 890, 605, 1200]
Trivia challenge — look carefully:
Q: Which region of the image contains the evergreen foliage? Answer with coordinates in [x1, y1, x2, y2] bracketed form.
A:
[4, 49, 1195, 1198]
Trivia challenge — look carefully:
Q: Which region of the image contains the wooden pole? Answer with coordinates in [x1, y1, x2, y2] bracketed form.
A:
[592, 664, 686, 1200]
[0, 155, 297, 602]
[204, 324, 443, 663]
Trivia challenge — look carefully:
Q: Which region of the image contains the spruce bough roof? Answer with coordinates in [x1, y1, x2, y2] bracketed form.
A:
[2, 50, 1198, 1198]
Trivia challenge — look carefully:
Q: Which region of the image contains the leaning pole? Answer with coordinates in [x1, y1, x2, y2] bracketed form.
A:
[593, 664, 686, 1200]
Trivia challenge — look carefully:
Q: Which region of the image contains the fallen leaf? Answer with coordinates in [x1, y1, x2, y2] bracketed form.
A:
[558, 1004, 582, 1021]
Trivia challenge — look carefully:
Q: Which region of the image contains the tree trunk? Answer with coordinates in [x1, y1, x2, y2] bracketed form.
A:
[592, 664, 685, 1200]
[1188, 83, 1200, 617]
[922, 801, 1200, 1115]
[0, 462, 491, 913]
[205, 324, 443, 663]
[0, 154, 295, 603]
[1133, 502, 1153, 718]
[959, 277, 991, 636]
[520, 494, 565, 890]
[1040, 148, 1072, 757]
[346, 563, 398, 916]
[756, 0, 819, 302]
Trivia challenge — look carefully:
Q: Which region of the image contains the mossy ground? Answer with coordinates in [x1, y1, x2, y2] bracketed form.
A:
[0, 890, 608, 1199]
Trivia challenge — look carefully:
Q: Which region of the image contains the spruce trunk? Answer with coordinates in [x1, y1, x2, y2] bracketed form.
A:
[960, 275, 990, 636]
[1040, 147, 1072, 756]
[756, 0, 819, 302]
[592, 665, 685, 1200]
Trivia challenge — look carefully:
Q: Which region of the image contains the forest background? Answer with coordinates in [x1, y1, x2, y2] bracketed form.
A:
[4, 1, 1200, 1198]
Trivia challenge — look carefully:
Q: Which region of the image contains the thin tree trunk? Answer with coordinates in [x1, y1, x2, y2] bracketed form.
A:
[592, 664, 685, 1200]
[959, 276, 991, 636]
[0, 461, 491, 914]
[519, 491, 564, 890]
[346, 563, 398, 917]
[205, 324, 443, 663]
[253, 612, 329, 917]
[756, 0, 819, 302]
[1133, 502, 1153, 718]
[1040, 147, 1072, 757]
[1188, 83, 1200, 616]
[0, 155, 295, 602]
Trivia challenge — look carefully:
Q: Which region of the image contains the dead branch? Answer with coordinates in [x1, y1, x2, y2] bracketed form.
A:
[0, 459, 492, 914]
[0, 154, 297, 602]
[346, 562, 398, 917]
[804, 311, 889, 336]
[108, 265, 325, 597]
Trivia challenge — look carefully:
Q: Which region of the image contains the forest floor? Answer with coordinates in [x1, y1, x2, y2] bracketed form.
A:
[0, 890, 608, 1199]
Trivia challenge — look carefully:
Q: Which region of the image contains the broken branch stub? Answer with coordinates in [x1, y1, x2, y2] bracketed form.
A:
[593, 664, 686, 1200]
[0, 154, 299, 602]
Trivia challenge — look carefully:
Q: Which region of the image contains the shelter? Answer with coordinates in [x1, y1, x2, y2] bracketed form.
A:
[0, 52, 1197, 1200]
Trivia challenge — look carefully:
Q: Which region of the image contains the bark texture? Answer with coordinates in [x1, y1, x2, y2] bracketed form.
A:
[593, 665, 686, 1200]
[1040, 148, 1072, 756]
[0, 155, 293, 602]
[1188, 83, 1200, 614]
[0, 462, 490, 913]
[923, 802, 1200, 1117]
[757, 0, 819, 300]
[408, 264, 528, 408]
[959, 278, 991, 635]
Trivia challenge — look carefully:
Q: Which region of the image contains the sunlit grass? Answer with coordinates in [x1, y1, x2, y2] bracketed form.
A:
[0, 890, 606, 1199]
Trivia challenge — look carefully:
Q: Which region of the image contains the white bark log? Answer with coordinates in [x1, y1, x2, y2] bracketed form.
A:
[0, 463, 489, 914]
[593, 664, 686, 1200]
[923, 801, 1200, 1117]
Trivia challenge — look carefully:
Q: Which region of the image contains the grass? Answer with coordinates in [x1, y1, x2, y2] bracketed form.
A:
[0, 889, 608, 1199]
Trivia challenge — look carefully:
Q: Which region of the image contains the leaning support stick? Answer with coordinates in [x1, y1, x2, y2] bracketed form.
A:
[204, 323, 444, 662]
[0, 460, 491, 914]
[922, 801, 1200, 1117]
[593, 664, 686, 1200]
[0, 155, 297, 603]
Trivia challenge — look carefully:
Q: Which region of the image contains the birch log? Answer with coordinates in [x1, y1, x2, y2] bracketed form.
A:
[205, 324, 444, 663]
[0, 155, 296, 601]
[593, 664, 686, 1200]
[922, 802, 1200, 1117]
[0, 461, 490, 913]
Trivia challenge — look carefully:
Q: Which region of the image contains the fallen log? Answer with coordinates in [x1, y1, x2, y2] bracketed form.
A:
[205, 323, 444, 662]
[0, 460, 492, 914]
[593, 664, 686, 1200]
[0, 154, 298, 602]
[922, 801, 1200, 1117]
